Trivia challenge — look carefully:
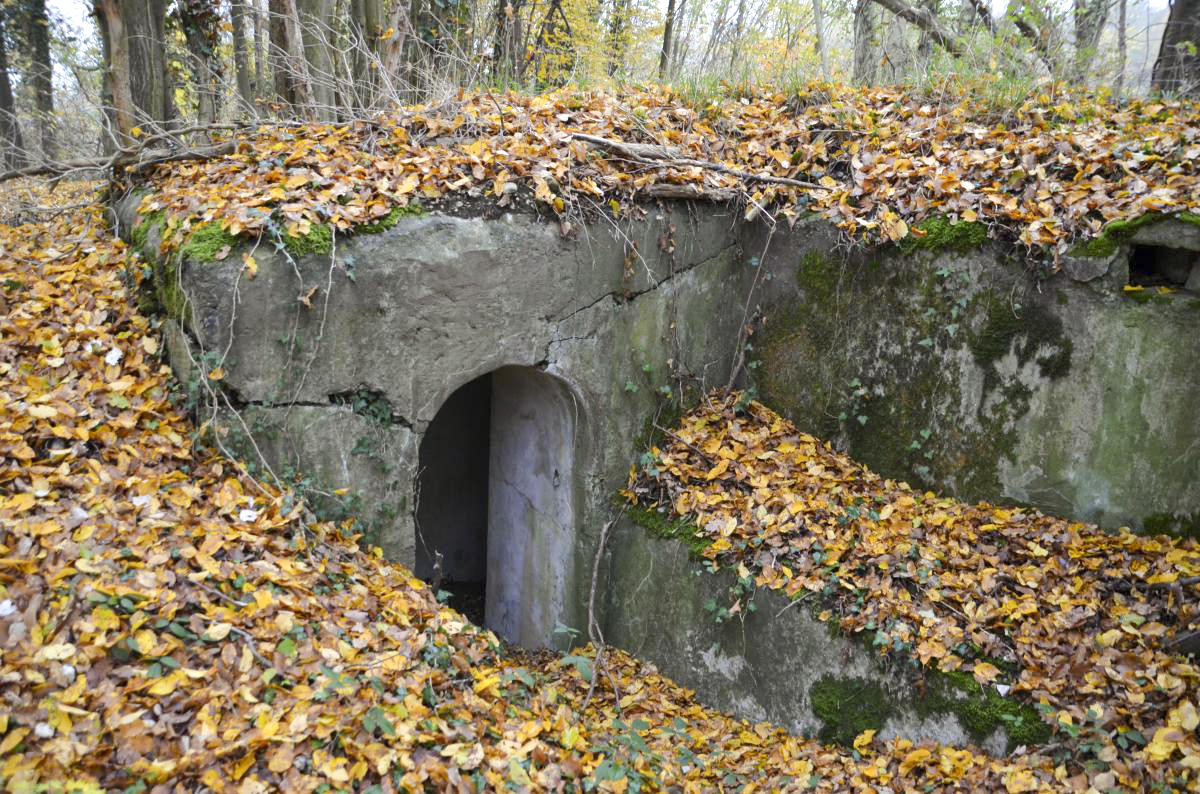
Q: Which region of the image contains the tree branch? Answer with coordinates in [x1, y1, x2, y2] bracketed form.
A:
[866, 0, 963, 56]
[571, 132, 822, 192]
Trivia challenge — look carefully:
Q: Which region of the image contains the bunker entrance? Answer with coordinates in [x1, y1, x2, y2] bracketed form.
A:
[415, 366, 578, 648]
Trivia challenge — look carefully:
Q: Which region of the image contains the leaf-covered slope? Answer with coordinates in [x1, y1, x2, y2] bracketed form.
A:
[1, 181, 1082, 792]
[627, 394, 1200, 791]
[137, 84, 1200, 260]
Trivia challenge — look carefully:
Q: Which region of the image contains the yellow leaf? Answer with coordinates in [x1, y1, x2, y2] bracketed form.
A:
[285, 172, 310, 189]
[561, 724, 580, 750]
[148, 671, 180, 696]
[39, 642, 77, 661]
[852, 728, 876, 752]
[141, 336, 159, 355]
[972, 661, 1001, 685]
[131, 126, 143, 138]
[91, 606, 120, 631]
[1096, 628, 1123, 647]
[205, 622, 233, 641]
[242, 253, 257, 278]
[0, 727, 30, 755]
[208, 367, 225, 381]
[899, 747, 932, 775]
[1145, 726, 1184, 761]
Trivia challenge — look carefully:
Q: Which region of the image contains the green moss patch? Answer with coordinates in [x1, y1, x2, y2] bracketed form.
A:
[809, 675, 893, 746]
[969, 295, 1072, 391]
[916, 669, 1050, 750]
[626, 503, 710, 558]
[899, 217, 988, 255]
[1067, 212, 1200, 259]
[131, 210, 166, 254]
[180, 223, 239, 263]
[283, 223, 333, 257]
[354, 202, 425, 234]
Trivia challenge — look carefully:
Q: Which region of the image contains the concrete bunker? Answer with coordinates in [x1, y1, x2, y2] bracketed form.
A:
[415, 365, 582, 649]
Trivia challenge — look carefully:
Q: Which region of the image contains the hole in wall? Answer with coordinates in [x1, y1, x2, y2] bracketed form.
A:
[1128, 244, 1200, 290]
[415, 373, 491, 625]
[415, 366, 579, 648]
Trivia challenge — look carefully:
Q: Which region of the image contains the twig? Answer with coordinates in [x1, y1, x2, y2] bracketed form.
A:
[571, 132, 824, 191]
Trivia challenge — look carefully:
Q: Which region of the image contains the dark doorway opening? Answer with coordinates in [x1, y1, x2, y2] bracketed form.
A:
[415, 372, 491, 625]
[415, 366, 580, 648]
[1128, 244, 1199, 289]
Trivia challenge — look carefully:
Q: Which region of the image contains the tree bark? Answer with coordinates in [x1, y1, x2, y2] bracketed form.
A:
[607, 0, 631, 77]
[0, 11, 28, 168]
[297, 0, 337, 113]
[254, 0, 268, 101]
[1151, 0, 1200, 97]
[21, 0, 55, 159]
[812, 0, 830, 79]
[1072, 0, 1109, 84]
[269, 0, 314, 117]
[231, 0, 255, 114]
[658, 0, 676, 79]
[493, 0, 524, 80]
[853, 0, 878, 82]
[178, 0, 223, 126]
[92, 0, 138, 144]
[1115, 0, 1126, 96]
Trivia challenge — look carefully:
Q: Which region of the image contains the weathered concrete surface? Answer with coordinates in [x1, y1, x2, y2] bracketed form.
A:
[116, 195, 749, 648]
[751, 218, 1200, 535]
[600, 517, 1009, 753]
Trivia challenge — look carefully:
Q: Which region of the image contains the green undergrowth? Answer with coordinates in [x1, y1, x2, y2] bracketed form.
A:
[899, 217, 989, 255]
[1068, 212, 1200, 259]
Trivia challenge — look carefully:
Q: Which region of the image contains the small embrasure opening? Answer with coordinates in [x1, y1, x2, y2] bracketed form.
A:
[1128, 243, 1200, 290]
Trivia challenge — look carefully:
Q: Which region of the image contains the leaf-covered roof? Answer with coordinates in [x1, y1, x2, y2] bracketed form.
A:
[138, 85, 1200, 260]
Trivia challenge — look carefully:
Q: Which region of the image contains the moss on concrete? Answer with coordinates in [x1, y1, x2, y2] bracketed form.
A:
[626, 503, 710, 557]
[899, 217, 988, 255]
[916, 669, 1050, 750]
[1067, 212, 1200, 259]
[132, 211, 165, 254]
[180, 223, 238, 263]
[283, 223, 333, 257]
[354, 202, 425, 234]
[969, 294, 1072, 391]
[1142, 511, 1200, 541]
[809, 675, 893, 746]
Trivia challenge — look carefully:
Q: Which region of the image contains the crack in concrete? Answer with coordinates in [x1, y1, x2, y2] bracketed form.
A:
[551, 239, 740, 327]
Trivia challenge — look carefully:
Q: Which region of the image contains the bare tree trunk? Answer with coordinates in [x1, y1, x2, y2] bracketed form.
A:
[270, 0, 314, 117]
[1151, 0, 1200, 97]
[1115, 0, 1126, 96]
[670, 0, 687, 71]
[93, 0, 138, 144]
[493, 0, 524, 81]
[0, 12, 28, 168]
[853, 0, 878, 82]
[297, 0, 337, 113]
[231, 0, 255, 114]
[1072, 0, 1109, 84]
[607, 0, 631, 77]
[813, 0, 830, 78]
[254, 0, 268, 101]
[727, 0, 746, 74]
[22, 0, 55, 159]
[658, 0, 677, 79]
[179, 0, 223, 127]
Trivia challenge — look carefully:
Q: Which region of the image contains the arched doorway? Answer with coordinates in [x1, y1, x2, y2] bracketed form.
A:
[415, 366, 580, 648]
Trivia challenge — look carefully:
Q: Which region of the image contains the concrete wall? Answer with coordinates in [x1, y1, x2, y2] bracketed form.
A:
[749, 217, 1200, 536]
[120, 197, 750, 649]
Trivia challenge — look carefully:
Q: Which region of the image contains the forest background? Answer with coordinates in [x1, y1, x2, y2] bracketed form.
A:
[0, 0, 1196, 172]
